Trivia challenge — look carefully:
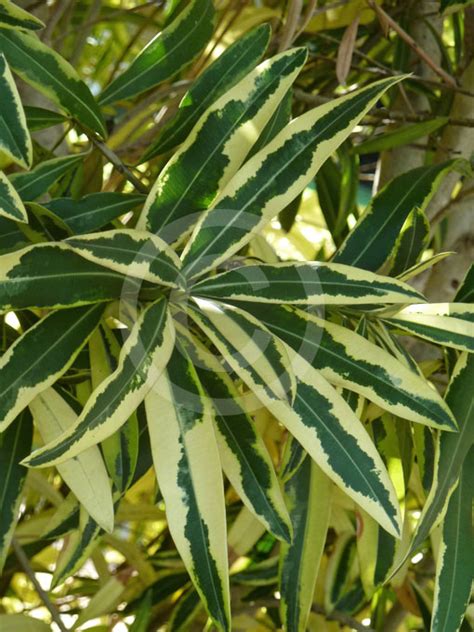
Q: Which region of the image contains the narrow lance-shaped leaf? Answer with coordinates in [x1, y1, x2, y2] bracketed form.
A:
[181, 75, 403, 280]
[353, 118, 448, 155]
[137, 47, 308, 244]
[29, 388, 114, 533]
[23, 297, 175, 467]
[0, 171, 27, 223]
[89, 325, 139, 493]
[52, 507, 101, 589]
[0, 304, 103, 432]
[0, 53, 32, 168]
[99, 0, 215, 105]
[187, 298, 296, 404]
[389, 351, 474, 579]
[333, 160, 464, 271]
[24, 106, 66, 131]
[177, 324, 292, 542]
[0, 28, 106, 137]
[387, 207, 430, 276]
[0, 0, 44, 30]
[454, 264, 473, 303]
[280, 457, 332, 632]
[384, 303, 474, 352]
[45, 192, 145, 234]
[66, 228, 184, 288]
[0, 243, 143, 312]
[9, 153, 84, 201]
[0, 409, 33, 572]
[431, 446, 473, 632]
[145, 343, 231, 632]
[264, 352, 402, 538]
[142, 23, 271, 160]
[191, 261, 425, 305]
[249, 304, 457, 431]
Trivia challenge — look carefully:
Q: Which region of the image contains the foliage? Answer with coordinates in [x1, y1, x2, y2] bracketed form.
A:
[0, 1, 472, 631]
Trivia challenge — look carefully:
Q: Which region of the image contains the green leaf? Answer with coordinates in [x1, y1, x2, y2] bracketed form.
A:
[0, 304, 103, 432]
[387, 207, 430, 276]
[137, 47, 308, 244]
[390, 352, 474, 579]
[0, 243, 143, 311]
[431, 447, 473, 632]
[250, 304, 457, 431]
[181, 75, 403, 280]
[265, 354, 401, 537]
[99, 0, 215, 105]
[248, 87, 293, 159]
[0, 1, 44, 31]
[0, 28, 106, 137]
[191, 261, 425, 305]
[66, 228, 184, 288]
[398, 251, 455, 282]
[178, 325, 292, 542]
[384, 303, 474, 352]
[440, 0, 474, 14]
[0, 409, 33, 571]
[0, 171, 27, 222]
[145, 343, 230, 632]
[142, 23, 271, 159]
[169, 588, 202, 632]
[29, 388, 114, 532]
[24, 106, 66, 131]
[0, 215, 27, 254]
[52, 507, 101, 588]
[45, 192, 144, 234]
[89, 324, 139, 493]
[0, 53, 32, 168]
[333, 160, 462, 271]
[353, 117, 448, 155]
[23, 297, 175, 467]
[0, 615, 50, 632]
[9, 153, 84, 201]
[455, 264, 473, 303]
[187, 298, 296, 404]
[279, 457, 332, 632]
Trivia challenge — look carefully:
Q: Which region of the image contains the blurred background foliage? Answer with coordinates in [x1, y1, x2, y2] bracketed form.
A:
[0, 0, 473, 630]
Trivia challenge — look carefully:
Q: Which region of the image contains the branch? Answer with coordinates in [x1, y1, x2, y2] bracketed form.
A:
[87, 135, 149, 194]
[311, 603, 375, 632]
[367, 0, 457, 87]
[12, 539, 69, 632]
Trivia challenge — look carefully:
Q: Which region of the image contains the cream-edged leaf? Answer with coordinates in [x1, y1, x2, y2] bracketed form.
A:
[23, 297, 175, 467]
[0, 53, 32, 168]
[0, 171, 27, 223]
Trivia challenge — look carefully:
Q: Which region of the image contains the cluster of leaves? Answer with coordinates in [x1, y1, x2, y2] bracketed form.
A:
[0, 1, 472, 631]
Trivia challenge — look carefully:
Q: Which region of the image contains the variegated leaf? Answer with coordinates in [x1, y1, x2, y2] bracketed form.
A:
[251, 304, 457, 430]
[66, 229, 184, 288]
[0, 53, 32, 169]
[265, 352, 402, 537]
[0, 242, 141, 312]
[0, 304, 103, 432]
[187, 298, 296, 404]
[0, 0, 44, 31]
[177, 324, 292, 542]
[23, 297, 175, 467]
[138, 47, 308, 244]
[384, 303, 474, 352]
[0, 171, 26, 222]
[334, 160, 463, 270]
[455, 264, 473, 303]
[431, 447, 473, 632]
[0, 409, 32, 571]
[389, 352, 474, 579]
[45, 192, 145, 234]
[191, 261, 425, 305]
[52, 507, 101, 588]
[387, 207, 430, 276]
[142, 23, 271, 159]
[24, 106, 66, 131]
[29, 388, 114, 533]
[145, 343, 230, 631]
[89, 325, 139, 493]
[9, 153, 84, 201]
[0, 28, 106, 137]
[279, 457, 332, 632]
[99, 0, 214, 105]
[181, 75, 403, 279]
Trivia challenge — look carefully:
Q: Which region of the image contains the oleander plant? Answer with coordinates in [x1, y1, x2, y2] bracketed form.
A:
[0, 1, 472, 631]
